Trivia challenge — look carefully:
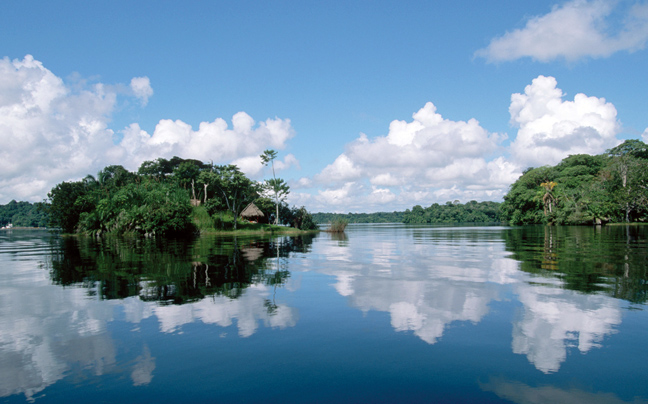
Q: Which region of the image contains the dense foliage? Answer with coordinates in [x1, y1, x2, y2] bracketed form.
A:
[0, 200, 49, 228]
[403, 200, 502, 224]
[501, 140, 648, 225]
[46, 156, 316, 236]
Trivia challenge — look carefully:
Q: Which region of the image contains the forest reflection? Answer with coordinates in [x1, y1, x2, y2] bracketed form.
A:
[0, 232, 319, 401]
[313, 225, 647, 373]
[48, 233, 317, 304]
[502, 225, 648, 303]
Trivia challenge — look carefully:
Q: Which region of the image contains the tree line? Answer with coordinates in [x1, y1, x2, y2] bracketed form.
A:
[312, 211, 406, 224]
[403, 200, 502, 224]
[0, 200, 49, 228]
[46, 153, 317, 236]
[501, 139, 648, 225]
[7, 139, 646, 232]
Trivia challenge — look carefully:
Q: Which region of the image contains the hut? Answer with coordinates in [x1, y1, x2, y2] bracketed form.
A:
[240, 202, 265, 223]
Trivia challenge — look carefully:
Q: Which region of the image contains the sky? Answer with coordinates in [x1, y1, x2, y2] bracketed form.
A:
[1, 0, 647, 212]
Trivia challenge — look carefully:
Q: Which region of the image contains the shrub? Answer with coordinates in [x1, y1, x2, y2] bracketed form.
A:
[290, 206, 318, 230]
[328, 218, 348, 232]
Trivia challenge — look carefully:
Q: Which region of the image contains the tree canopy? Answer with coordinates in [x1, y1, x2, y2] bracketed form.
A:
[0, 200, 48, 228]
[501, 140, 648, 225]
[403, 200, 502, 224]
[43, 156, 316, 235]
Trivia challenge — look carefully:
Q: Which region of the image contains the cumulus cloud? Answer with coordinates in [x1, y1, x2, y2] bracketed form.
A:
[120, 113, 294, 173]
[0, 55, 295, 204]
[476, 0, 648, 62]
[298, 74, 628, 212]
[317, 182, 362, 207]
[130, 76, 153, 106]
[306, 102, 516, 211]
[509, 75, 620, 167]
[642, 127, 648, 143]
[0, 55, 120, 203]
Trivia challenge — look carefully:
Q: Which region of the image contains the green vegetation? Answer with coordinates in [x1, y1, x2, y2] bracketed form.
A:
[285, 206, 319, 231]
[0, 200, 49, 228]
[403, 200, 502, 224]
[46, 156, 318, 236]
[260, 149, 290, 225]
[312, 211, 406, 224]
[501, 139, 648, 225]
[325, 218, 349, 233]
[314, 202, 502, 225]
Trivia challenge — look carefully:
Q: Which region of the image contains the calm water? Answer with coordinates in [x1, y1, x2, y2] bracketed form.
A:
[1, 224, 647, 403]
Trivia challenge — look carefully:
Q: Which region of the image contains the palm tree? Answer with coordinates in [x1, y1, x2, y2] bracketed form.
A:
[540, 181, 557, 216]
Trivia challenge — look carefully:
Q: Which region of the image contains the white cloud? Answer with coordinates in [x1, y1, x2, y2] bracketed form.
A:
[274, 153, 300, 171]
[317, 182, 360, 207]
[305, 102, 513, 212]
[509, 75, 620, 167]
[120, 112, 295, 174]
[120, 112, 297, 175]
[368, 186, 397, 205]
[130, 76, 153, 106]
[0, 55, 120, 203]
[315, 154, 363, 184]
[299, 75, 627, 212]
[642, 127, 648, 143]
[0, 55, 295, 204]
[292, 177, 313, 189]
[476, 0, 648, 63]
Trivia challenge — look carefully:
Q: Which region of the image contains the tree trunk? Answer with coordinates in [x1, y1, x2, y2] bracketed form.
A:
[626, 203, 630, 222]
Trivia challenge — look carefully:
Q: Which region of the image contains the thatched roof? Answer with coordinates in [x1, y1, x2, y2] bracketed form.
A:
[240, 202, 264, 218]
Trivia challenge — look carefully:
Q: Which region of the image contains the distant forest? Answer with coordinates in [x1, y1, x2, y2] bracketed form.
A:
[403, 200, 502, 224]
[312, 211, 406, 224]
[312, 201, 502, 225]
[0, 200, 48, 228]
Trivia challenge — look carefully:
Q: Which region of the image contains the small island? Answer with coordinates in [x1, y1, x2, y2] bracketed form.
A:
[45, 152, 319, 237]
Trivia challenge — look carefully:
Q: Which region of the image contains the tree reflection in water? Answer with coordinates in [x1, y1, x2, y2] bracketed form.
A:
[502, 225, 648, 303]
[48, 233, 317, 304]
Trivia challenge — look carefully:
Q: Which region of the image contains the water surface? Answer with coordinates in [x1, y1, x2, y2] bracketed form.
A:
[1, 224, 647, 403]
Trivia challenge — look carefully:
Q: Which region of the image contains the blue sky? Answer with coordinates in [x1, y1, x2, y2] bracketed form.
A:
[1, 0, 647, 212]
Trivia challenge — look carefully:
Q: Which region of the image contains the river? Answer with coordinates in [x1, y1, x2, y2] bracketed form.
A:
[1, 224, 647, 403]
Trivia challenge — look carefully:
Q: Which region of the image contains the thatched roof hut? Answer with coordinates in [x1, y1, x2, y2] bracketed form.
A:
[240, 202, 265, 222]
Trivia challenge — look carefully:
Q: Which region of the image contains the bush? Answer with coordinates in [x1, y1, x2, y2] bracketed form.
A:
[212, 211, 235, 230]
[328, 218, 348, 232]
[192, 206, 215, 231]
[75, 181, 194, 236]
[289, 206, 318, 230]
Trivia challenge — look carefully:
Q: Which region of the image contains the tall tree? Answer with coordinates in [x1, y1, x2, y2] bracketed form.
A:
[606, 140, 648, 221]
[539, 181, 557, 216]
[212, 165, 259, 230]
[263, 178, 290, 223]
[260, 149, 290, 225]
[47, 181, 90, 232]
